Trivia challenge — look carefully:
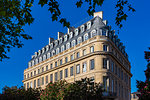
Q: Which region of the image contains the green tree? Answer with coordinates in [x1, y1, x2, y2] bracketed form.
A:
[0, 0, 135, 61]
[137, 48, 150, 100]
[40, 78, 104, 100]
[0, 86, 41, 100]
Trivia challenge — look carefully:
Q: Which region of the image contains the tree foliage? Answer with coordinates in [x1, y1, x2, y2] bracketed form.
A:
[40, 78, 104, 100]
[137, 48, 150, 100]
[0, 86, 41, 100]
[0, 0, 135, 61]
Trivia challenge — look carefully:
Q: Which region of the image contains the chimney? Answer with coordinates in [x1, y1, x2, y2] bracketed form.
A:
[58, 32, 64, 40]
[94, 11, 103, 19]
[49, 37, 54, 45]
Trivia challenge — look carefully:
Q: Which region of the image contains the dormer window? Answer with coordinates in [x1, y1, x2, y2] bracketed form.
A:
[80, 25, 85, 33]
[39, 57, 42, 63]
[84, 33, 88, 41]
[32, 61, 34, 66]
[47, 52, 50, 58]
[35, 59, 38, 64]
[102, 29, 108, 36]
[91, 29, 97, 38]
[52, 50, 55, 56]
[61, 45, 65, 52]
[43, 55, 46, 61]
[29, 62, 31, 67]
[59, 38, 63, 44]
[46, 45, 49, 51]
[56, 48, 60, 55]
[64, 35, 68, 42]
[87, 21, 91, 30]
[71, 40, 76, 47]
[77, 37, 82, 44]
[38, 50, 41, 55]
[55, 40, 58, 47]
[42, 48, 45, 54]
[75, 28, 79, 36]
[50, 43, 53, 49]
[66, 42, 70, 49]
[69, 32, 73, 39]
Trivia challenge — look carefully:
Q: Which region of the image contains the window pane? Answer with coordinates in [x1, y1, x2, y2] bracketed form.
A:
[83, 62, 87, 72]
[34, 80, 36, 88]
[65, 68, 68, 78]
[90, 59, 94, 70]
[46, 75, 48, 84]
[103, 45, 108, 51]
[55, 72, 58, 81]
[50, 74, 53, 82]
[77, 52, 80, 58]
[70, 66, 74, 76]
[76, 65, 80, 74]
[42, 77, 44, 85]
[90, 46, 94, 53]
[60, 70, 63, 80]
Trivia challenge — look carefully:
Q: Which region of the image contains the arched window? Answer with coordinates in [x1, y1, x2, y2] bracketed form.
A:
[46, 45, 49, 51]
[66, 42, 70, 49]
[61, 45, 65, 52]
[47, 52, 50, 58]
[42, 48, 45, 54]
[55, 40, 58, 47]
[87, 21, 91, 30]
[74, 28, 79, 36]
[56, 48, 60, 55]
[29, 62, 31, 67]
[84, 33, 88, 41]
[52, 50, 55, 56]
[50, 43, 53, 49]
[43, 55, 46, 61]
[91, 29, 97, 38]
[35, 59, 38, 64]
[64, 35, 68, 42]
[39, 57, 42, 63]
[69, 32, 73, 39]
[59, 38, 62, 44]
[77, 37, 82, 44]
[38, 50, 41, 56]
[80, 25, 85, 33]
[71, 40, 76, 47]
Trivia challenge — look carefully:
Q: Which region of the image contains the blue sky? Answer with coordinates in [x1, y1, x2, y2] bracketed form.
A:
[0, 0, 150, 93]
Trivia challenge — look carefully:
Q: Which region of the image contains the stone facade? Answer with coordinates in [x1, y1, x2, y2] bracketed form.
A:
[23, 11, 132, 100]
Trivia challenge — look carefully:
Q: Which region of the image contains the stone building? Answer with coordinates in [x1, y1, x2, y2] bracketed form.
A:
[23, 11, 132, 100]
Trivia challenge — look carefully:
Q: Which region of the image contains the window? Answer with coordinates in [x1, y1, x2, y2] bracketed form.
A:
[46, 66, 48, 71]
[59, 38, 62, 44]
[39, 57, 42, 63]
[65, 57, 68, 63]
[115, 65, 117, 75]
[38, 69, 40, 74]
[118, 67, 120, 77]
[50, 74, 53, 82]
[80, 25, 85, 33]
[83, 62, 87, 72]
[55, 40, 58, 47]
[102, 29, 106, 36]
[65, 68, 68, 78]
[75, 28, 78, 36]
[46, 45, 49, 51]
[28, 73, 29, 78]
[38, 78, 40, 86]
[76, 64, 80, 74]
[55, 61, 57, 67]
[115, 81, 117, 94]
[103, 58, 109, 69]
[91, 29, 96, 37]
[64, 35, 68, 42]
[111, 61, 114, 72]
[90, 46, 94, 53]
[87, 21, 91, 29]
[121, 70, 123, 80]
[66, 42, 70, 49]
[34, 80, 36, 88]
[46, 75, 48, 84]
[30, 81, 32, 88]
[43, 55, 46, 61]
[76, 52, 80, 58]
[71, 55, 74, 61]
[50, 63, 53, 69]
[31, 72, 32, 77]
[77, 37, 82, 44]
[42, 77, 44, 85]
[35, 59, 38, 64]
[103, 45, 108, 51]
[69, 32, 73, 39]
[34, 71, 36, 76]
[61, 45, 65, 52]
[27, 82, 29, 89]
[42, 67, 44, 72]
[60, 59, 62, 65]
[70, 66, 73, 76]
[55, 72, 58, 81]
[56, 48, 59, 55]
[50, 43, 53, 49]
[83, 49, 86, 56]
[84, 33, 88, 41]
[52, 50, 55, 56]
[90, 59, 94, 70]
[103, 77, 107, 91]
[60, 70, 63, 80]
[71, 40, 76, 47]
[112, 79, 114, 92]
[47, 53, 50, 58]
